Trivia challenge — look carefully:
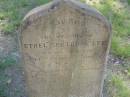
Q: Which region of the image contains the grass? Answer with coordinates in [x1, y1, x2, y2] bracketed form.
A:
[127, 0, 130, 5]
[0, 75, 9, 97]
[105, 75, 130, 97]
[124, 61, 130, 76]
[0, 55, 16, 97]
[111, 36, 130, 58]
[103, 60, 130, 97]
[128, 68, 130, 76]
[0, 0, 130, 57]
[0, 1, 52, 96]
[0, 0, 51, 35]
[1, 0, 129, 57]
[84, 0, 130, 58]
[0, 54, 23, 97]
[0, 56, 16, 70]
[0, 0, 130, 97]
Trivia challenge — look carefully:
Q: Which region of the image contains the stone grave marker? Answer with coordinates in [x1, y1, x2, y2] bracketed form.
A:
[19, 0, 111, 97]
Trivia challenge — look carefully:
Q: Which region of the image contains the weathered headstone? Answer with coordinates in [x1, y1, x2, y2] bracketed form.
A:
[20, 0, 111, 97]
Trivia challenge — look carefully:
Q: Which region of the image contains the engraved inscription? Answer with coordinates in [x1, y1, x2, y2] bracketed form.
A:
[23, 41, 107, 48]
[21, 2, 111, 97]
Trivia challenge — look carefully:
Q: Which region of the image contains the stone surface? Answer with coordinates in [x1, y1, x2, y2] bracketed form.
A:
[20, 0, 111, 97]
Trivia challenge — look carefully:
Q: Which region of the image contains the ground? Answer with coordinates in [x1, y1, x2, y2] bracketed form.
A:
[0, 0, 130, 97]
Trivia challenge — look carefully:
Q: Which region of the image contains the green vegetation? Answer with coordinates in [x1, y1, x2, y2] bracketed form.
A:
[0, 75, 9, 97]
[111, 37, 130, 58]
[0, 0, 130, 57]
[105, 75, 130, 97]
[85, 0, 130, 58]
[1, 0, 129, 57]
[127, 0, 130, 5]
[0, 0, 130, 97]
[0, 0, 51, 35]
[0, 55, 17, 97]
[128, 68, 130, 76]
[0, 1, 51, 96]
[88, 0, 130, 96]
[0, 56, 16, 69]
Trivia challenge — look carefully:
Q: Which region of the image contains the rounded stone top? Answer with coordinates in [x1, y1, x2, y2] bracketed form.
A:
[22, 0, 111, 32]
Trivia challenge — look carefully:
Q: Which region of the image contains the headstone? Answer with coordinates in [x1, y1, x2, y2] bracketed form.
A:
[20, 0, 111, 97]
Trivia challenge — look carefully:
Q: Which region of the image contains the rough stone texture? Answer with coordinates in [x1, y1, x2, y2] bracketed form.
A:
[20, 0, 111, 97]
